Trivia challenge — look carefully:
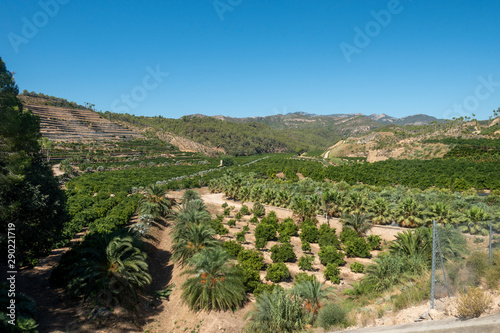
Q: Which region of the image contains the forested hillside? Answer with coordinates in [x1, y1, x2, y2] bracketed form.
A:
[105, 113, 309, 155]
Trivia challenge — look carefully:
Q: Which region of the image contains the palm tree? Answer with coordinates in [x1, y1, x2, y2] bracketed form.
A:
[389, 228, 432, 260]
[181, 189, 201, 207]
[396, 197, 424, 227]
[172, 223, 220, 265]
[181, 247, 246, 311]
[344, 192, 367, 215]
[460, 206, 491, 235]
[368, 197, 393, 225]
[139, 184, 175, 218]
[68, 233, 151, 306]
[244, 288, 305, 333]
[341, 213, 372, 236]
[426, 202, 456, 225]
[292, 279, 334, 315]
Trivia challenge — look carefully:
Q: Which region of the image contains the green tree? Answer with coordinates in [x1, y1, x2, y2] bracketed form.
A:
[181, 247, 246, 311]
[340, 213, 372, 236]
[244, 288, 306, 333]
[62, 232, 152, 307]
[172, 223, 220, 265]
[292, 279, 333, 315]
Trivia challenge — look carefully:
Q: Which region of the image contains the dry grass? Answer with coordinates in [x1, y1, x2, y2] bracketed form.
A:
[456, 287, 493, 319]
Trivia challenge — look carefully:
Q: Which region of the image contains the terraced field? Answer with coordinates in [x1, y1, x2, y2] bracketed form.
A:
[25, 104, 143, 141]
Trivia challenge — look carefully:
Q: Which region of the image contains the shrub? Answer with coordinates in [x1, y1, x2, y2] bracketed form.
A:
[223, 240, 244, 258]
[223, 208, 230, 216]
[298, 255, 314, 271]
[344, 237, 371, 258]
[301, 241, 312, 253]
[240, 205, 250, 215]
[315, 302, 346, 330]
[294, 272, 317, 284]
[253, 202, 266, 217]
[300, 224, 319, 243]
[367, 235, 382, 250]
[266, 262, 291, 282]
[255, 222, 277, 249]
[278, 234, 291, 243]
[350, 262, 365, 273]
[227, 219, 236, 227]
[318, 225, 341, 249]
[466, 252, 489, 285]
[324, 263, 341, 284]
[235, 212, 242, 220]
[237, 261, 261, 293]
[252, 283, 283, 297]
[318, 246, 345, 266]
[209, 218, 229, 235]
[340, 227, 358, 244]
[222, 202, 228, 208]
[279, 219, 299, 238]
[270, 243, 297, 263]
[245, 287, 305, 333]
[249, 216, 259, 224]
[238, 249, 264, 271]
[456, 287, 493, 319]
[236, 231, 246, 243]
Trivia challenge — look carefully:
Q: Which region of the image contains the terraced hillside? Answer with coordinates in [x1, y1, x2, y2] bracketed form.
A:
[25, 104, 143, 142]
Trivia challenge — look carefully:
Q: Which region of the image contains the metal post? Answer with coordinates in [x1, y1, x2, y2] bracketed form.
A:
[431, 220, 437, 309]
[436, 225, 450, 298]
[490, 222, 493, 266]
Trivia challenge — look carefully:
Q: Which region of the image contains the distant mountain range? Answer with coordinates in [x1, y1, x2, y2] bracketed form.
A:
[211, 111, 443, 129]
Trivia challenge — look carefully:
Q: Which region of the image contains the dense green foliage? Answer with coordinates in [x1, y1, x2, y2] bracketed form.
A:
[51, 230, 151, 307]
[270, 242, 297, 263]
[265, 262, 291, 283]
[0, 57, 67, 266]
[244, 288, 306, 333]
[181, 247, 246, 311]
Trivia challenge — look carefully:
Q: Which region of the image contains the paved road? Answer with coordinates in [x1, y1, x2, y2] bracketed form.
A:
[331, 313, 500, 333]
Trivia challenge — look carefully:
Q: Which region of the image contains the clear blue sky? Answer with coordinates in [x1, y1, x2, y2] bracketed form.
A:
[1, 0, 499, 120]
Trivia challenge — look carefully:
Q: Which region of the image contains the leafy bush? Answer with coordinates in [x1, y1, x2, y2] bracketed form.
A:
[301, 241, 312, 253]
[266, 262, 291, 283]
[350, 262, 365, 273]
[271, 243, 297, 263]
[236, 231, 246, 243]
[367, 235, 382, 250]
[249, 216, 259, 224]
[238, 249, 264, 271]
[318, 225, 341, 249]
[227, 219, 236, 227]
[240, 205, 250, 215]
[209, 217, 229, 235]
[318, 246, 346, 266]
[235, 212, 242, 220]
[252, 283, 283, 297]
[222, 240, 244, 258]
[315, 302, 346, 330]
[300, 224, 319, 244]
[223, 208, 230, 216]
[255, 222, 277, 249]
[324, 263, 341, 284]
[279, 218, 299, 238]
[294, 272, 317, 284]
[344, 237, 371, 258]
[253, 202, 266, 217]
[340, 227, 358, 244]
[298, 255, 314, 271]
[237, 261, 261, 293]
[456, 287, 493, 319]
